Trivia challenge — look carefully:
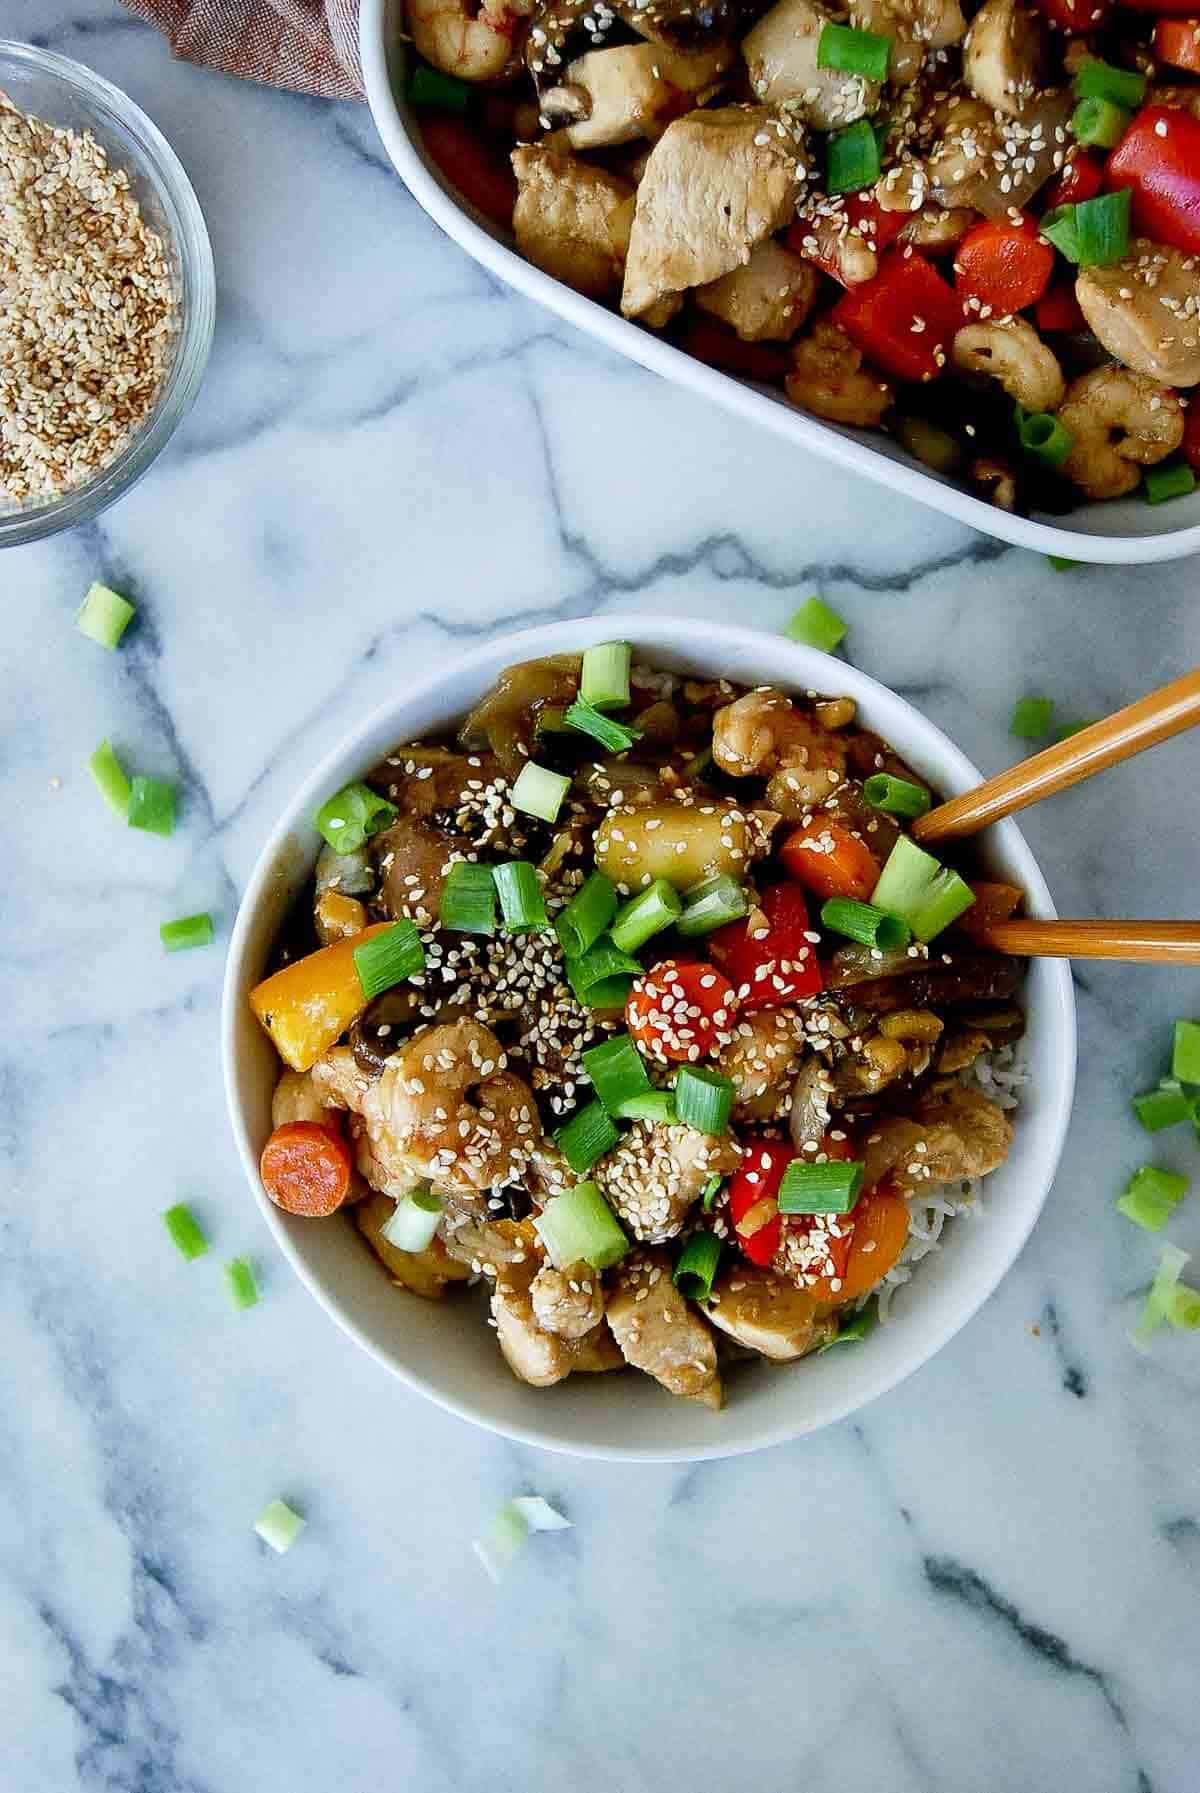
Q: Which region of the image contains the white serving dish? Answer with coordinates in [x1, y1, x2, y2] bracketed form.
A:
[360, 0, 1200, 564]
[222, 617, 1076, 1461]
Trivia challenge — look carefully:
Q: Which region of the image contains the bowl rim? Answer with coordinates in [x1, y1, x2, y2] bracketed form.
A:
[0, 39, 215, 548]
[221, 616, 1077, 1461]
[358, 0, 1200, 567]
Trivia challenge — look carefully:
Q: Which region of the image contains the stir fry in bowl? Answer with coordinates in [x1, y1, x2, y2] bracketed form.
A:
[249, 645, 1029, 1409]
[402, 0, 1200, 517]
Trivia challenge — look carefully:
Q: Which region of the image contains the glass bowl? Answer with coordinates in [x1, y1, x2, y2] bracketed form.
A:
[0, 41, 215, 548]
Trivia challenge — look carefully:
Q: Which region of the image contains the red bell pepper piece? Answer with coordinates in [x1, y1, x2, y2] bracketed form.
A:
[779, 817, 881, 903]
[625, 959, 739, 1065]
[1033, 0, 1111, 30]
[419, 117, 517, 230]
[1183, 402, 1200, 475]
[1119, 0, 1199, 11]
[833, 250, 962, 384]
[677, 318, 791, 383]
[726, 1140, 793, 1264]
[953, 214, 1055, 315]
[1034, 280, 1087, 333]
[1105, 106, 1200, 256]
[1154, 18, 1200, 72]
[708, 882, 824, 1010]
[1041, 151, 1104, 212]
[787, 198, 906, 287]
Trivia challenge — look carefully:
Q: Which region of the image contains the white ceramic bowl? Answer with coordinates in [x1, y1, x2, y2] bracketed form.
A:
[360, 0, 1200, 565]
[222, 617, 1076, 1460]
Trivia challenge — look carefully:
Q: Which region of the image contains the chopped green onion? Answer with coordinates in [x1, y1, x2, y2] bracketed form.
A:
[580, 641, 631, 711]
[535, 1180, 629, 1270]
[1054, 718, 1097, 741]
[314, 782, 397, 855]
[1133, 1242, 1191, 1348]
[555, 871, 617, 959]
[254, 1497, 306, 1554]
[556, 1099, 620, 1175]
[1071, 96, 1130, 149]
[441, 861, 497, 936]
[1016, 408, 1074, 469]
[673, 1065, 734, 1135]
[778, 1159, 865, 1214]
[1048, 555, 1079, 571]
[818, 20, 891, 80]
[614, 1089, 676, 1123]
[1116, 1164, 1188, 1233]
[493, 861, 548, 933]
[610, 879, 682, 953]
[785, 594, 848, 652]
[89, 737, 132, 815]
[1073, 56, 1145, 109]
[582, 1033, 651, 1112]
[676, 873, 749, 937]
[163, 1202, 207, 1261]
[1075, 188, 1130, 268]
[1040, 203, 1081, 263]
[1143, 461, 1197, 506]
[1010, 696, 1054, 739]
[76, 580, 135, 649]
[862, 773, 931, 818]
[353, 918, 425, 998]
[562, 699, 640, 754]
[510, 760, 571, 824]
[827, 118, 881, 195]
[566, 937, 642, 999]
[820, 896, 910, 952]
[472, 1496, 570, 1582]
[673, 1231, 722, 1301]
[818, 1300, 878, 1351]
[565, 964, 635, 1011]
[1169, 1283, 1200, 1330]
[381, 1187, 442, 1252]
[701, 1174, 723, 1213]
[160, 912, 214, 952]
[224, 1257, 259, 1310]
[1172, 1019, 1200, 1085]
[534, 706, 568, 739]
[871, 835, 975, 942]
[408, 63, 470, 109]
[127, 774, 176, 837]
[1132, 1080, 1191, 1134]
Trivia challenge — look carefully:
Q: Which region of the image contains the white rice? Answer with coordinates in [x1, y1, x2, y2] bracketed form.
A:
[872, 1044, 1028, 1324]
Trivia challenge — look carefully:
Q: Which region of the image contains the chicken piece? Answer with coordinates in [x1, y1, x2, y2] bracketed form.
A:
[695, 239, 818, 342]
[850, 0, 965, 83]
[786, 318, 894, 428]
[369, 745, 501, 820]
[791, 201, 880, 285]
[743, 0, 879, 128]
[621, 106, 801, 321]
[271, 1068, 334, 1128]
[712, 686, 847, 812]
[312, 1020, 543, 1202]
[489, 1221, 618, 1385]
[704, 1264, 837, 1359]
[355, 1191, 472, 1299]
[962, 0, 1045, 116]
[511, 145, 633, 300]
[595, 1120, 742, 1242]
[862, 1084, 1013, 1191]
[530, 1260, 605, 1338]
[607, 1248, 723, 1406]
[1075, 242, 1200, 389]
[717, 1008, 809, 1120]
[836, 947, 1022, 1013]
[554, 42, 732, 151]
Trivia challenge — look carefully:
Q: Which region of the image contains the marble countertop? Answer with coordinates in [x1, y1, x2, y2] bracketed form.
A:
[6, 6, 1200, 1789]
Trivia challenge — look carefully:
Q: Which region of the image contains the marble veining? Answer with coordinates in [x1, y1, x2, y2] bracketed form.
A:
[3, 6, 1200, 1789]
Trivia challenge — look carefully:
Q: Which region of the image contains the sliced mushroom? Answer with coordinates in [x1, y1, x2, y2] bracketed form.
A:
[962, 0, 1045, 116]
[788, 1054, 835, 1151]
[704, 1264, 837, 1360]
[928, 90, 1073, 218]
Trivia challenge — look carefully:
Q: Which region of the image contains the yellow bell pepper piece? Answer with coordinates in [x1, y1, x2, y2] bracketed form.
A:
[249, 922, 391, 1072]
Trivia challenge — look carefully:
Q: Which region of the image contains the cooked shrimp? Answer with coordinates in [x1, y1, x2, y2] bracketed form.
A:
[712, 687, 847, 814]
[785, 320, 894, 432]
[408, 0, 531, 83]
[312, 1019, 543, 1202]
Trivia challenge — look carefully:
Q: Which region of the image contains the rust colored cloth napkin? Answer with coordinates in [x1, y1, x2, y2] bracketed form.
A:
[121, 0, 365, 100]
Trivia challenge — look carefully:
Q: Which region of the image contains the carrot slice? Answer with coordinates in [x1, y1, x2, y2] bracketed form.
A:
[779, 818, 881, 903]
[261, 1121, 353, 1218]
[808, 1183, 910, 1303]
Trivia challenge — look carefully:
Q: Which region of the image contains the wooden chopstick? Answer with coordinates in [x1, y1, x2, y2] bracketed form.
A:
[974, 919, 1200, 964]
[914, 668, 1200, 844]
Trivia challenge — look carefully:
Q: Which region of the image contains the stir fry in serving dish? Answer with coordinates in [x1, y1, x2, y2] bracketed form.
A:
[401, 0, 1200, 515]
[250, 646, 1028, 1408]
